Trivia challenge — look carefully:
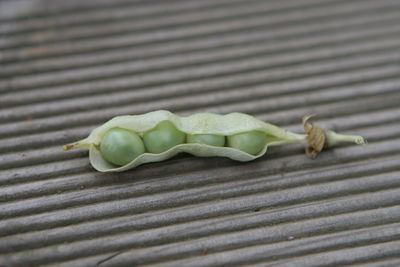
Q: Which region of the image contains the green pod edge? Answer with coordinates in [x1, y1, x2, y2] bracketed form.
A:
[64, 110, 307, 172]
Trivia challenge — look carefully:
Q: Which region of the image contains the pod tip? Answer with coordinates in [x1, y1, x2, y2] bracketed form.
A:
[63, 143, 75, 150]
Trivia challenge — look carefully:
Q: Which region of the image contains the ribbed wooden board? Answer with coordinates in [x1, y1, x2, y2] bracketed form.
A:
[1, 0, 399, 266]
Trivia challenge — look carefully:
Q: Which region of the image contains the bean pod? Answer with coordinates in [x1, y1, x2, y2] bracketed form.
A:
[64, 110, 365, 172]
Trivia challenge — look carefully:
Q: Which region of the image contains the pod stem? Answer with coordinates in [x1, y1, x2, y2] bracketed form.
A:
[302, 115, 366, 158]
[325, 130, 366, 147]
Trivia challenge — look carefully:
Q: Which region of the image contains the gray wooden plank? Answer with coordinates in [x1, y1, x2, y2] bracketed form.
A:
[0, 0, 399, 266]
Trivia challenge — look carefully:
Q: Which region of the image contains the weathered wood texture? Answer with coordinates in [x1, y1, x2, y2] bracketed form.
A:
[1, 0, 400, 266]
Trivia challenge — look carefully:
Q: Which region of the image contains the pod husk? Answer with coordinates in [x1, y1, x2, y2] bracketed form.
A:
[65, 110, 306, 172]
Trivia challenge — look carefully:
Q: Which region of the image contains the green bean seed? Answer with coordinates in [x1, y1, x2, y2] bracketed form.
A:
[143, 120, 186, 153]
[100, 128, 145, 166]
[187, 134, 225, 147]
[227, 131, 267, 155]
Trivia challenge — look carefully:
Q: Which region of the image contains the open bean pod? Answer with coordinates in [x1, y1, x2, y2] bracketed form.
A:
[64, 110, 365, 172]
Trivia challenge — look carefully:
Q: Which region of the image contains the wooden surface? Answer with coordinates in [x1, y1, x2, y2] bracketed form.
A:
[1, 0, 400, 266]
